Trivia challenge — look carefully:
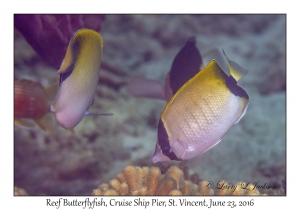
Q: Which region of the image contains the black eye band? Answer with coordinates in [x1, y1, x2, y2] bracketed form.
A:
[157, 119, 181, 161]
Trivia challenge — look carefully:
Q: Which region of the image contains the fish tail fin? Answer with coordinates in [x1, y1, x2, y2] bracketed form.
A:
[202, 48, 228, 71]
[222, 49, 249, 81]
[45, 83, 59, 101]
[126, 77, 165, 100]
[34, 113, 57, 133]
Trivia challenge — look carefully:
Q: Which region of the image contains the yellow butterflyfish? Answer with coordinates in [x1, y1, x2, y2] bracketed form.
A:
[51, 28, 112, 130]
[152, 50, 249, 163]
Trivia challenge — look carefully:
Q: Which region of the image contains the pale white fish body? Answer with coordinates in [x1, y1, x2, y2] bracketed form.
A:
[165, 91, 246, 160]
[51, 29, 103, 130]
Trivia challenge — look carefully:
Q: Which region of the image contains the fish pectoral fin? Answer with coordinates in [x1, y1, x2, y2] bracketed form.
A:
[222, 49, 249, 81]
[84, 111, 113, 117]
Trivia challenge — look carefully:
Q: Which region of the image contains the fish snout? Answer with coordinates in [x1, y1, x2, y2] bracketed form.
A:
[151, 143, 171, 163]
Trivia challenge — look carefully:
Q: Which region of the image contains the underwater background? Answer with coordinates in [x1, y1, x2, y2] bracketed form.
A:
[14, 14, 286, 195]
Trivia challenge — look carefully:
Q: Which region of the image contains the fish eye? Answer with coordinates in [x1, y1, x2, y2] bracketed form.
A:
[162, 147, 172, 155]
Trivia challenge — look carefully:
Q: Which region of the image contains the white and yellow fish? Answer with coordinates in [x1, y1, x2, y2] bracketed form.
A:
[152, 50, 249, 163]
[51, 28, 112, 130]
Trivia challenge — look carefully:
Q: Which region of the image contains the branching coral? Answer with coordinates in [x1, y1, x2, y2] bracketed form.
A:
[92, 166, 262, 196]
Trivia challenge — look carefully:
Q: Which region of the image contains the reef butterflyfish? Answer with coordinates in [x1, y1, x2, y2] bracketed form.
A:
[126, 36, 226, 101]
[152, 50, 249, 163]
[14, 79, 57, 132]
[50, 28, 112, 130]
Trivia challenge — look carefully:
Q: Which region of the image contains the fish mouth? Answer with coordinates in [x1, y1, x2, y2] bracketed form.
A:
[50, 105, 56, 113]
[151, 154, 168, 163]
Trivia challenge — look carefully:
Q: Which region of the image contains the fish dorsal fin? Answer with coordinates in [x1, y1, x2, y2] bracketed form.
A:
[169, 36, 202, 94]
[222, 49, 249, 81]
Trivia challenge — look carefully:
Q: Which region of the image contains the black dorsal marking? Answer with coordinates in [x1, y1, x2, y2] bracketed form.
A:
[225, 75, 249, 99]
[169, 36, 202, 95]
[59, 69, 73, 85]
[157, 119, 181, 161]
[58, 35, 81, 88]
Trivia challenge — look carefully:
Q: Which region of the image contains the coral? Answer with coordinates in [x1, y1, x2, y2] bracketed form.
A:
[92, 165, 262, 196]
[14, 187, 28, 196]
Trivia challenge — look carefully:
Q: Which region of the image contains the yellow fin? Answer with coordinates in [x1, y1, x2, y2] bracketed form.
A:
[222, 49, 249, 81]
[34, 113, 56, 133]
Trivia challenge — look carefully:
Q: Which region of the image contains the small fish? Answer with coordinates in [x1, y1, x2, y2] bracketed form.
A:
[152, 50, 249, 163]
[51, 28, 112, 130]
[126, 37, 226, 101]
[14, 79, 57, 132]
